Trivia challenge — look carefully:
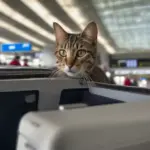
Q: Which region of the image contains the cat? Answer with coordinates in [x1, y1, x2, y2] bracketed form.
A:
[52, 21, 111, 84]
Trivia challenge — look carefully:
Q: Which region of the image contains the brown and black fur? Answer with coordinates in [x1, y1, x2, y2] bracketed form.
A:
[52, 21, 111, 84]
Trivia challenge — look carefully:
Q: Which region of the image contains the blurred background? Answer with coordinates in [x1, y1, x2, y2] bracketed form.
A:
[0, 0, 150, 87]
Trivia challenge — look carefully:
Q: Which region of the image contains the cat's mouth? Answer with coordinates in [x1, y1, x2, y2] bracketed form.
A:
[64, 69, 80, 77]
[63, 65, 79, 77]
[63, 69, 82, 78]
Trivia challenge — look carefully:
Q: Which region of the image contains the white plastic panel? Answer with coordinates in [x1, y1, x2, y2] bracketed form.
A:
[0, 78, 86, 110]
[17, 101, 150, 150]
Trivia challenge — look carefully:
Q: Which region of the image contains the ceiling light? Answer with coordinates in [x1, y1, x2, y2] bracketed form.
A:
[0, 37, 40, 51]
[56, 1, 87, 30]
[56, 0, 115, 54]
[32, 47, 40, 51]
[0, 0, 55, 41]
[104, 44, 115, 54]
[21, 0, 72, 32]
[0, 37, 13, 43]
[0, 20, 46, 46]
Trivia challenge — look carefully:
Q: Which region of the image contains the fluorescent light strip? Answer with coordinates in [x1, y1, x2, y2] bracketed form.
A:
[0, 37, 13, 43]
[0, 37, 40, 51]
[0, 0, 55, 41]
[56, 1, 87, 30]
[97, 36, 115, 54]
[56, 0, 115, 54]
[0, 20, 46, 46]
[21, 0, 72, 32]
[32, 47, 40, 51]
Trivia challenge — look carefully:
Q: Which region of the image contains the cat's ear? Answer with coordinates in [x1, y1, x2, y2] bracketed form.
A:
[53, 22, 68, 45]
[82, 21, 98, 42]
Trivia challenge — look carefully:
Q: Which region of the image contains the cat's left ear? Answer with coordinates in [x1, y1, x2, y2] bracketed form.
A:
[82, 21, 98, 42]
[53, 22, 68, 45]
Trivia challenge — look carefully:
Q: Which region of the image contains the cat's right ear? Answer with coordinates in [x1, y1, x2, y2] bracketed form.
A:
[53, 22, 68, 45]
[82, 22, 98, 42]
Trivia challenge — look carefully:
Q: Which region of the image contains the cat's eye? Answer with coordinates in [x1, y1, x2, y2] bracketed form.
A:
[77, 49, 86, 57]
[59, 49, 66, 57]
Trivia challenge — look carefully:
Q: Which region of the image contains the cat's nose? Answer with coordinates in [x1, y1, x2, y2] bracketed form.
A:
[64, 65, 72, 72]
[66, 58, 74, 69]
[68, 65, 72, 69]
[67, 65, 73, 72]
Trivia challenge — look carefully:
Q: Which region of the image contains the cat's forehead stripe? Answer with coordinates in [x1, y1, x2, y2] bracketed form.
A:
[61, 34, 85, 50]
[69, 34, 79, 49]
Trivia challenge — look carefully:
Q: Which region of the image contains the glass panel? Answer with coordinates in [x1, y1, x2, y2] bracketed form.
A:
[92, 0, 150, 52]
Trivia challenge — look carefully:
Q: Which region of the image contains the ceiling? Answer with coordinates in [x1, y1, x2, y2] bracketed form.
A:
[0, 0, 149, 54]
[93, 0, 150, 52]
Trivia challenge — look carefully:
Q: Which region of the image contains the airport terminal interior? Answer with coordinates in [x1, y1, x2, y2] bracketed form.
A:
[1, 0, 150, 150]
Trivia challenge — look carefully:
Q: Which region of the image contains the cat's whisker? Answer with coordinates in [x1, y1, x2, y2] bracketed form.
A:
[50, 69, 60, 78]
[49, 69, 58, 77]
[86, 74, 96, 87]
[82, 74, 92, 89]
[83, 77, 91, 89]
[80, 74, 89, 88]
[84, 73, 95, 84]
[84, 73, 95, 88]
[86, 77, 93, 88]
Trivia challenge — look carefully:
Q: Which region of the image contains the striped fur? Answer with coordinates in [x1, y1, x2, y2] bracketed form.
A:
[53, 22, 110, 84]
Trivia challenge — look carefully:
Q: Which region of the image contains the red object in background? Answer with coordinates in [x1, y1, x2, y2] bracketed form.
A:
[24, 62, 28, 67]
[23, 59, 29, 67]
[124, 78, 131, 86]
[9, 60, 21, 66]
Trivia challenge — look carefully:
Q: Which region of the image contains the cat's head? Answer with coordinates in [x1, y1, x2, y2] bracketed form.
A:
[53, 22, 98, 77]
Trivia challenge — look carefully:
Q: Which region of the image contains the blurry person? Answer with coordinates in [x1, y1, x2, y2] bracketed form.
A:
[9, 55, 21, 66]
[124, 75, 131, 86]
[131, 77, 138, 86]
[109, 71, 115, 84]
[23, 59, 29, 67]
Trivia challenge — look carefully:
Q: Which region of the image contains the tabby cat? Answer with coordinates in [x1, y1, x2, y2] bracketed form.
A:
[52, 21, 110, 83]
